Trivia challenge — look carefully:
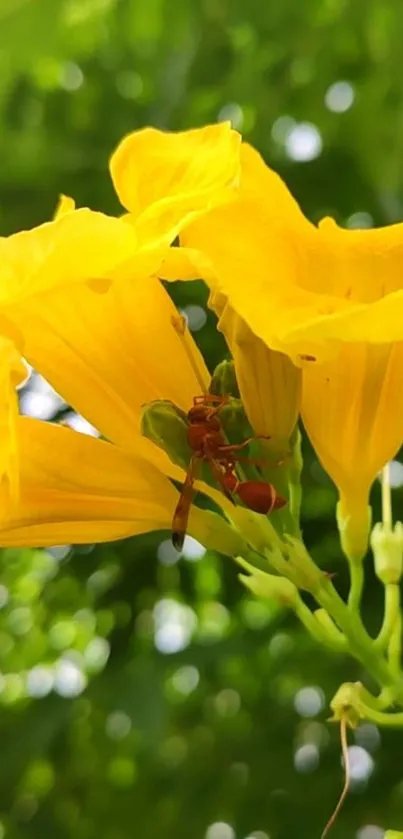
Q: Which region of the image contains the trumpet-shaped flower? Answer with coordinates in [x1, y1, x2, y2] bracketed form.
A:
[0, 270, 244, 557]
[112, 128, 403, 559]
[182, 144, 403, 557]
[0, 122, 240, 518]
[111, 125, 301, 456]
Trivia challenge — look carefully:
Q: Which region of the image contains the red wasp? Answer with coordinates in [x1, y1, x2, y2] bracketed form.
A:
[172, 394, 286, 550]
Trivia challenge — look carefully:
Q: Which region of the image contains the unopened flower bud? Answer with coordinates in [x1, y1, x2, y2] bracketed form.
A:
[209, 359, 240, 398]
[140, 400, 190, 469]
[371, 521, 403, 584]
[235, 556, 298, 607]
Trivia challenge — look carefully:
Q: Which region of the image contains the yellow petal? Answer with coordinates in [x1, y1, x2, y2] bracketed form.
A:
[214, 298, 301, 441]
[0, 417, 177, 545]
[0, 209, 145, 305]
[53, 194, 76, 219]
[0, 338, 28, 511]
[302, 341, 403, 558]
[239, 143, 312, 228]
[9, 277, 209, 452]
[180, 193, 339, 362]
[0, 417, 245, 556]
[159, 246, 215, 283]
[110, 123, 241, 246]
[181, 143, 403, 361]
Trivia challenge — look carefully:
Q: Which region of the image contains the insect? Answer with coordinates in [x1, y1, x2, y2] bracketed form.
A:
[172, 394, 286, 550]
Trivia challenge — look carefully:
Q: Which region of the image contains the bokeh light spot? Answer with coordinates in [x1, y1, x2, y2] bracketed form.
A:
[271, 115, 296, 145]
[54, 659, 87, 697]
[84, 637, 110, 672]
[182, 535, 207, 562]
[171, 665, 200, 695]
[217, 102, 244, 130]
[378, 460, 403, 488]
[294, 686, 325, 718]
[355, 723, 381, 753]
[214, 688, 241, 717]
[356, 827, 384, 839]
[182, 304, 208, 332]
[206, 823, 236, 839]
[285, 123, 323, 162]
[347, 212, 374, 229]
[0, 585, 9, 608]
[106, 711, 132, 741]
[347, 746, 374, 782]
[59, 62, 84, 91]
[294, 743, 320, 773]
[26, 666, 54, 698]
[153, 599, 197, 654]
[157, 539, 181, 566]
[325, 81, 355, 112]
[244, 831, 270, 839]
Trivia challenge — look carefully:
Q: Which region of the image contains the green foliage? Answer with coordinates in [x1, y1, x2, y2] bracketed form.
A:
[2, 0, 403, 836]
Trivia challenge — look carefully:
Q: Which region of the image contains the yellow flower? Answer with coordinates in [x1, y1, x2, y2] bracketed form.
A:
[110, 122, 241, 247]
[0, 200, 145, 512]
[111, 124, 300, 450]
[0, 274, 244, 557]
[0, 122, 240, 519]
[155, 137, 403, 560]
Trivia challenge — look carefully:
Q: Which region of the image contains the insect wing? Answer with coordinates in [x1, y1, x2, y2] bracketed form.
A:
[172, 457, 198, 551]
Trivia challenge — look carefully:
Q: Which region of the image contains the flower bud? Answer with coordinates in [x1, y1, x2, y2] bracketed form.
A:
[140, 399, 190, 470]
[371, 521, 403, 584]
[235, 556, 299, 607]
[209, 359, 240, 398]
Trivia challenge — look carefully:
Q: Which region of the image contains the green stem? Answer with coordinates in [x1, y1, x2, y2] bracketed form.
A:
[288, 427, 303, 537]
[375, 583, 400, 651]
[357, 701, 403, 728]
[313, 575, 403, 701]
[389, 609, 402, 677]
[347, 558, 364, 612]
[294, 599, 346, 652]
[380, 463, 402, 677]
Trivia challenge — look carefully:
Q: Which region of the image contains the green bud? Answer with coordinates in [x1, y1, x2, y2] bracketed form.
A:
[371, 521, 403, 584]
[140, 400, 190, 470]
[385, 832, 403, 838]
[209, 359, 240, 398]
[235, 556, 299, 607]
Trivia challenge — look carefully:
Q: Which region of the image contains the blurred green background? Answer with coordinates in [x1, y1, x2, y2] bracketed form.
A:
[1, 0, 403, 837]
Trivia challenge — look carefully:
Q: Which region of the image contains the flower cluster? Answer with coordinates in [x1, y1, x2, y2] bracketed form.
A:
[3, 122, 403, 741]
